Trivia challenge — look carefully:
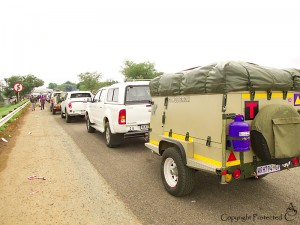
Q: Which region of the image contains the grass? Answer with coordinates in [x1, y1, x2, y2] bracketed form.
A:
[0, 110, 23, 132]
[0, 100, 29, 132]
[0, 99, 28, 118]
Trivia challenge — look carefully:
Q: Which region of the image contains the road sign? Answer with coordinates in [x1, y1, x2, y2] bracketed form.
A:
[13, 82, 23, 92]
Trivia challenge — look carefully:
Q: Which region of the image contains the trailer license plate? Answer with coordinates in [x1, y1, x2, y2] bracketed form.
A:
[256, 164, 280, 176]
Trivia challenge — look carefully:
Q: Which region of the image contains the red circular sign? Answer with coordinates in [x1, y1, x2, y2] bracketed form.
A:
[13, 82, 23, 92]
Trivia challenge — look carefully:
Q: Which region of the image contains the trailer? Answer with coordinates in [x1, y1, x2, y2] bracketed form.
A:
[145, 61, 300, 196]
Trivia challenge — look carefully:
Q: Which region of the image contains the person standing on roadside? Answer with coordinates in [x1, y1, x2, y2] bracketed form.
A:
[29, 95, 36, 111]
[40, 95, 46, 110]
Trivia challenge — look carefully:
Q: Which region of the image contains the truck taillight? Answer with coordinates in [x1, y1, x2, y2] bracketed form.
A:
[118, 109, 126, 125]
[68, 102, 72, 109]
[292, 157, 299, 166]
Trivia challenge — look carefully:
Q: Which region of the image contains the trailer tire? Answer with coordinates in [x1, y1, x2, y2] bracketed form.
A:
[250, 130, 271, 161]
[161, 147, 195, 197]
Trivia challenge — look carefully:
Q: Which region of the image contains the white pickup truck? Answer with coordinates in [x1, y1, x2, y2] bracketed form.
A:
[60, 91, 93, 123]
[85, 81, 152, 147]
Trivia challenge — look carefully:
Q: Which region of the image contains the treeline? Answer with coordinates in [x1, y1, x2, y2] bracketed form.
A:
[1, 60, 163, 99]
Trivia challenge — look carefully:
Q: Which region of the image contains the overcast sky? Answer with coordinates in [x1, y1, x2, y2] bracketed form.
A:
[0, 0, 299, 87]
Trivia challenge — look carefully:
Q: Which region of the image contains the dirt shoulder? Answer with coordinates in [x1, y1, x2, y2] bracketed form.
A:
[0, 103, 141, 225]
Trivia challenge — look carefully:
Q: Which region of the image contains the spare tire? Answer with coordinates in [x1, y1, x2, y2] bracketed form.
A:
[250, 104, 300, 164]
[250, 130, 271, 161]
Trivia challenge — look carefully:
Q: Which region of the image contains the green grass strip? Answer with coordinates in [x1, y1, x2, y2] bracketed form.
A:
[0, 100, 29, 118]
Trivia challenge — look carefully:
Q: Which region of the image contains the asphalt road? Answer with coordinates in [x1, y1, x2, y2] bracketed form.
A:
[54, 113, 300, 225]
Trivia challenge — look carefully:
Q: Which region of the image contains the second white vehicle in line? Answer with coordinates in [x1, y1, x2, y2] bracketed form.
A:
[85, 81, 152, 147]
[60, 91, 93, 123]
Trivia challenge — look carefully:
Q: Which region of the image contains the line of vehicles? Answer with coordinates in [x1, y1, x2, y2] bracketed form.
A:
[49, 81, 151, 147]
[48, 61, 300, 197]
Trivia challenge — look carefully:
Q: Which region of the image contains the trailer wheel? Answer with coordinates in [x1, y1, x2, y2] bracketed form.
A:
[105, 122, 123, 148]
[86, 115, 95, 133]
[161, 147, 195, 197]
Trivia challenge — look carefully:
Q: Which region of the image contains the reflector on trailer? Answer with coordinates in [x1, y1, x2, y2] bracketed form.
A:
[225, 174, 232, 183]
[227, 151, 237, 162]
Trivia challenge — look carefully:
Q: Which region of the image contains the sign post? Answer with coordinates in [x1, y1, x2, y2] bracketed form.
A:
[13, 82, 24, 102]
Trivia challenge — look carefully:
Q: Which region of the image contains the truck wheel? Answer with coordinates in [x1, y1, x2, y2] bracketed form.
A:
[105, 122, 122, 148]
[86, 115, 95, 133]
[61, 110, 65, 118]
[52, 109, 56, 115]
[65, 112, 71, 123]
[161, 147, 195, 197]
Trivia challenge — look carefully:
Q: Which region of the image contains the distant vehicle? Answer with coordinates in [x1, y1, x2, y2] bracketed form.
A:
[50, 91, 66, 115]
[85, 81, 151, 147]
[46, 94, 51, 103]
[60, 91, 93, 123]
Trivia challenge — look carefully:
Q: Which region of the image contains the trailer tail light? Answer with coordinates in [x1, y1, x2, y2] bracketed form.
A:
[221, 170, 227, 175]
[118, 109, 126, 125]
[233, 169, 241, 179]
[292, 157, 299, 166]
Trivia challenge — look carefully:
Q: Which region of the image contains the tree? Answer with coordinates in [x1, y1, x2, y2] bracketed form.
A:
[57, 81, 77, 92]
[77, 72, 102, 93]
[99, 79, 118, 88]
[48, 83, 58, 89]
[4, 74, 44, 100]
[120, 60, 162, 80]
[22, 74, 44, 95]
[3, 75, 22, 99]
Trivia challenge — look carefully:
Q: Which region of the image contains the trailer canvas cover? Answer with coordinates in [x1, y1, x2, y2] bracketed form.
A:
[150, 61, 300, 96]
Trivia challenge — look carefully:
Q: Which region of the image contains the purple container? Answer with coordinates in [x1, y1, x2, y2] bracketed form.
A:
[228, 115, 250, 152]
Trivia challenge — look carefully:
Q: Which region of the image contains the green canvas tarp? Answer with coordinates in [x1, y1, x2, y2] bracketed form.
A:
[251, 105, 300, 159]
[150, 61, 300, 96]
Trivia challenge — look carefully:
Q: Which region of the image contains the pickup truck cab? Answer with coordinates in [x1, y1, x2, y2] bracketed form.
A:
[85, 81, 151, 147]
[60, 91, 93, 123]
